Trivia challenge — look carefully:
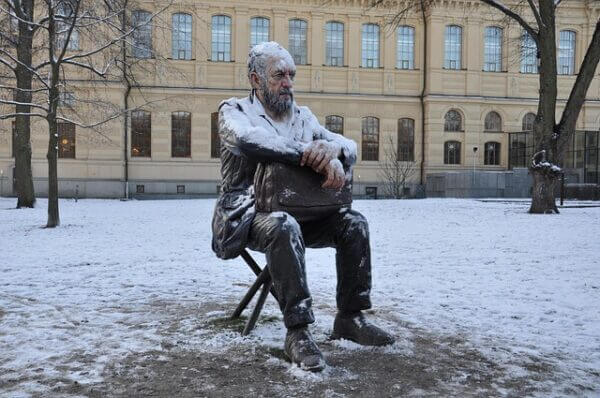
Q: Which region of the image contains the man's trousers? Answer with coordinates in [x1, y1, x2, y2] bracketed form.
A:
[247, 207, 372, 329]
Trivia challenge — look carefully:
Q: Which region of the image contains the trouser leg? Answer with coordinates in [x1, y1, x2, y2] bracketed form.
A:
[302, 208, 372, 313]
[247, 211, 314, 328]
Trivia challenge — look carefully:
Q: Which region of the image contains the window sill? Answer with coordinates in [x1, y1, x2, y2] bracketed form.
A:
[168, 58, 195, 61]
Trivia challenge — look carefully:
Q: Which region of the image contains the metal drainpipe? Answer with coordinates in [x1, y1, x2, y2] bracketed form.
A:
[419, 0, 428, 186]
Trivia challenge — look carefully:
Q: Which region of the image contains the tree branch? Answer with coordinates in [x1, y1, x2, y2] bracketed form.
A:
[479, 0, 539, 42]
[0, 98, 50, 112]
[0, 111, 46, 120]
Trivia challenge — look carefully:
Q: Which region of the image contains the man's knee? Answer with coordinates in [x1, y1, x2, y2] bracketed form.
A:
[341, 210, 369, 240]
[265, 211, 302, 244]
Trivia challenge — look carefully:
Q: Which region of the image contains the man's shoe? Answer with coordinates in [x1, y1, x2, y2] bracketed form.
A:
[332, 311, 395, 346]
[284, 326, 325, 372]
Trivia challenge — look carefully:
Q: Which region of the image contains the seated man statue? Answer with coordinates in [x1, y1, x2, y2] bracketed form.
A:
[212, 42, 394, 372]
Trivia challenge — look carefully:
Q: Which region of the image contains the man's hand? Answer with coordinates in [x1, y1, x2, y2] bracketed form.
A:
[321, 159, 345, 190]
[301, 140, 341, 173]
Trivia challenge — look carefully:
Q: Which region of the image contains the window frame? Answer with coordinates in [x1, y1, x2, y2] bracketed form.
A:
[211, 111, 220, 158]
[58, 122, 76, 159]
[132, 10, 153, 59]
[131, 110, 151, 158]
[325, 21, 344, 67]
[444, 25, 462, 70]
[484, 111, 502, 132]
[397, 118, 415, 162]
[444, 140, 461, 165]
[522, 112, 536, 131]
[172, 13, 193, 60]
[325, 115, 344, 135]
[444, 110, 463, 132]
[361, 23, 380, 68]
[361, 116, 380, 161]
[520, 30, 538, 74]
[250, 16, 270, 48]
[211, 14, 231, 62]
[558, 29, 576, 75]
[484, 141, 501, 165]
[396, 25, 415, 70]
[483, 26, 502, 72]
[288, 18, 308, 65]
[171, 111, 191, 158]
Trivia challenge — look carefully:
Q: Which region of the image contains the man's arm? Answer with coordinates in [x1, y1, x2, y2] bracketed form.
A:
[307, 112, 357, 168]
[219, 99, 307, 165]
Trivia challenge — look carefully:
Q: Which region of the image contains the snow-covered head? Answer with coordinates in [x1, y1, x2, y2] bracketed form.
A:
[248, 42, 296, 118]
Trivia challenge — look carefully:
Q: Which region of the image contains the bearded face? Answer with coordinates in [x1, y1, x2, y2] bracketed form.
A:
[260, 77, 294, 118]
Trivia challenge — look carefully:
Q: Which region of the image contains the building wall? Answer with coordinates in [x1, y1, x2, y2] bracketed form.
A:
[1, 0, 599, 197]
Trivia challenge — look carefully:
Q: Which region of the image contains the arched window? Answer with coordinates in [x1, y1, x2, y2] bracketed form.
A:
[484, 142, 501, 165]
[171, 111, 191, 158]
[558, 30, 576, 75]
[521, 30, 537, 73]
[444, 141, 461, 164]
[56, 1, 79, 50]
[211, 112, 220, 158]
[361, 116, 379, 161]
[58, 122, 76, 159]
[325, 21, 344, 66]
[211, 15, 231, 61]
[397, 118, 415, 161]
[289, 19, 307, 65]
[132, 10, 152, 58]
[522, 112, 536, 131]
[484, 111, 502, 132]
[397, 25, 414, 69]
[444, 110, 462, 132]
[444, 25, 462, 69]
[173, 13, 192, 60]
[325, 115, 343, 135]
[484, 26, 502, 72]
[361, 23, 379, 68]
[250, 17, 269, 48]
[131, 110, 151, 157]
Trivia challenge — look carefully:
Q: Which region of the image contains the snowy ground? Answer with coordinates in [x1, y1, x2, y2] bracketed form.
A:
[0, 197, 599, 397]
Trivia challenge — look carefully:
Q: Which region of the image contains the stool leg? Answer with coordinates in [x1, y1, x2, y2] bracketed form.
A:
[242, 277, 272, 336]
[231, 267, 270, 319]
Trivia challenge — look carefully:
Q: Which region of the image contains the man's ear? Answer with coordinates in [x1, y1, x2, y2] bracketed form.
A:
[249, 72, 261, 90]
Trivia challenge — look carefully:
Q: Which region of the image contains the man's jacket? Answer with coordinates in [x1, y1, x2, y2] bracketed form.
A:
[211, 94, 357, 260]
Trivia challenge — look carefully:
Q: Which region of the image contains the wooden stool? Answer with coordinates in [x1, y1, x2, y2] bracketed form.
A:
[231, 249, 279, 335]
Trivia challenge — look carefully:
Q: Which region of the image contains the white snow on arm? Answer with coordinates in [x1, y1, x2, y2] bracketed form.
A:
[305, 110, 357, 166]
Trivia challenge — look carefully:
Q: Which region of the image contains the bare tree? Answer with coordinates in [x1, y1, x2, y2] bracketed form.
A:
[368, 0, 600, 213]
[0, 0, 172, 227]
[1, 0, 38, 208]
[379, 135, 417, 198]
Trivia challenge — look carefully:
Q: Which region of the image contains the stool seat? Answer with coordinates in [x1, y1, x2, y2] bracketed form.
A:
[231, 250, 279, 335]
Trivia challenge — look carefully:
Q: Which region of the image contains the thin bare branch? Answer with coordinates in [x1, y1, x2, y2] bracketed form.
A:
[0, 98, 50, 112]
[479, 0, 539, 42]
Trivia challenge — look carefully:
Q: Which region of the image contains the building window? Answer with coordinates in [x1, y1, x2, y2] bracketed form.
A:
[396, 25, 414, 69]
[444, 110, 462, 132]
[136, 184, 145, 193]
[11, 121, 16, 158]
[361, 23, 379, 68]
[58, 91, 75, 107]
[325, 115, 343, 135]
[250, 17, 269, 48]
[131, 110, 151, 157]
[325, 21, 344, 67]
[522, 112, 536, 131]
[211, 112, 220, 158]
[288, 19, 307, 65]
[361, 116, 379, 161]
[56, 1, 79, 50]
[58, 122, 76, 159]
[172, 13, 192, 60]
[171, 111, 191, 158]
[398, 118, 414, 161]
[484, 26, 502, 72]
[558, 30, 576, 75]
[444, 25, 462, 70]
[484, 111, 502, 132]
[132, 10, 152, 58]
[177, 185, 185, 194]
[521, 30, 538, 73]
[484, 141, 501, 165]
[444, 141, 461, 164]
[211, 15, 231, 62]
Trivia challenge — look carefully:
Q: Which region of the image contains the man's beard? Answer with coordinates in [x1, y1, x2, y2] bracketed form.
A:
[260, 81, 293, 118]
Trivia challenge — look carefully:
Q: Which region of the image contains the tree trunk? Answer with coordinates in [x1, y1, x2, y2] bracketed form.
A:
[529, 169, 559, 214]
[46, 114, 60, 227]
[14, 0, 36, 208]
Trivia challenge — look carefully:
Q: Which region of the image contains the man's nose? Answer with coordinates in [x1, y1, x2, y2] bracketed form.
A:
[281, 76, 292, 88]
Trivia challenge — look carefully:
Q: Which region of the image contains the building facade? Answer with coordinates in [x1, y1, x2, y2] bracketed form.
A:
[1, 0, 599, 198]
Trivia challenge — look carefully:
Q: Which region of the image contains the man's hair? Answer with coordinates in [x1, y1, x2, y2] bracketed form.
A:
[247, 41, 295, 81]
